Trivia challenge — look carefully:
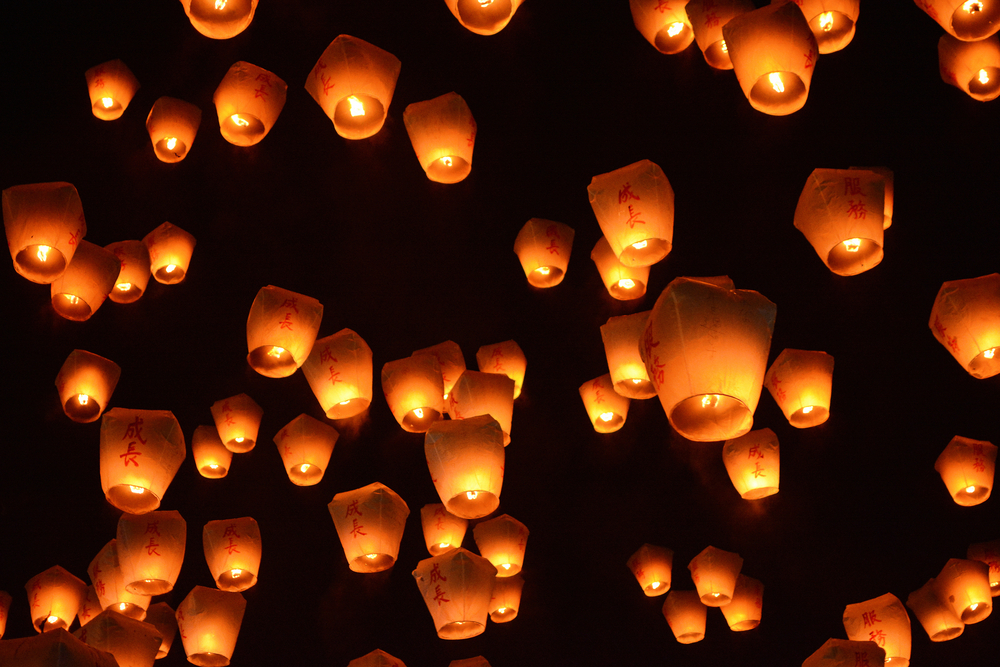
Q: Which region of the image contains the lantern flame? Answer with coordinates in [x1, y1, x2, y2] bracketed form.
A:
[116, 282, 132, 291]
[77, 394, 89, 405]
[466, 490, 479, 500]
[441, 156, 453, 167]
[984, 348, 996, 359]
[365, 553, 378, 559]
[119, 603, 128, 610]
[843, 238, 861, 252]
[165, 264, 176, 273]
[966, 485, 977, 493]
[979, 69, 990, 84]
[230, 569, 242, 578]
[478, 0, 495, 6]
[129, 485, 146, 494]
[37, 245, 51, 262]
[970, 601, 980, 610]
[501, 563, 511, 570]
[209, 463, 219, 469]
[339, 399, 352, 405]
[439, 542, 451, 549]
[666, 22, 685, 38]
[413, 407, 425, 419]
[165, 137, 177, 150]
[231, 114, 249, 127]
[769, 72, 785, 93]
[701, 394, 720, 408]
[65, 294, 80, 305]
[267, 346, 285, 359]
[963, 1, 984, 13]
[632, 240, 648, 250]
[618, 278, 636, 290]
[497, 606, 508, 613]
[299, 464, 311, 473]
[631, 378, 642, 384]
[102, 97, 114, 108]
[234, 436, 245, 443]
[536, 266, 551, 276]
[347, 96, 365, 117]
[720, 39, 728, 53]
[819, 12, 834, 32]
[802, 405, 814, 414]
[215, 0, 228, 9]
[46, 615, 59, 624]
[599, 411, 615, 422]
[651, 581, 661, 590]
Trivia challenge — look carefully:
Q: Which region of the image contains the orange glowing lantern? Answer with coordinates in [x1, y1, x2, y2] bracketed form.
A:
[940, 33, 1000, 101]
[591, 236, 649, 300]
[105, 240, 151, 304]
[145, 602, 177, 659]
[802, 639, 886, 667]
[382, 355, 446, 432]
[328, 483, 410, 573]
[688, 546, 743, 606]
[412, 548, 497, 639]
[934, 435, 996, 506]
[907, 578, 965, 642]
[25, 566, 88, 632]
[179, 0, 258, 39]
[764, 349, 834, 428]
[142, 222, 196, 285]
[513, 218, 575, 288]
[443, 0, 525, 35]
[85, 59, 139, 121]
[934, 558, 993, 623]
[723, 428, 780, 500]
[449, 370, 515, 444]
[192, 426, 232, 479]
[601, 311, 655, 399]
[412, 340, 466, 406]
[0, 590, 10, 638]
[73, 609, 163, 667]
[349, 649, 406, 667]
[213, 62, 286, 146]
[246, 285, 324, 378]
[117, 511, 186, 596]
[420, 503, 468, 556]
[100, 409, 186, 513]
[929, 273, 1000, 379]
[916, 0, 1000, 41]
[0, 628, 119, 666]
[579, 374, 630, 433]
[777, 0, 860, 54]
[721, 574, 763, 631]
[843, 593, 911, 665]
[3, 181, 86, 284]
[662, 590, 706, 644]
[210, 393, 263, 453]
[146, 97, 201, 163]
[967, 539, 1000, 596]
[630, 0, 694, 54]
[77, 585, 101, 628]
[203, 517, 261, 592]
[474, 514, 528, 577]
[476, 340, 526, 399]
[489, 574, 523, 622]
[687, 0, 755, 69]
[88, 541, 150, 621]
[302, 329, 373, 419]
[273, 414, 338, 486]
[49, 241, 119, 321]
[403, 92, 476, 183]
[55, 350, 120, 424]
[425, 414, 505, 519]
[627, 544, 673, 596]
[176, 587, 246, 667]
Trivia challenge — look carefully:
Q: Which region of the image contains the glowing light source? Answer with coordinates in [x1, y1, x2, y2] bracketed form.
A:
[216, 0, 228, 9]
[985, 348, 996, 359]
[514, 218, 575, 288]
[37, 245, 51, 262]
[819, 11, 834, 32]
[347, 95, 365, 117]
[843, 238, 861, 252]
[328, 483, 409, 573]
[47, 615, 59, 624]
[466, 490, 479, 500]
[267, 346, 284, 359]
[966, 485, 977, 493]
[230, 569, 241, 578]
[102, 97, 114, 108]
[632, 240, 648, 250]
[231, 114, 249, 127]
[441, 156, 453, 167]
[203, 517, 261, 592]
[929, 274, 1000, 378]
[129, 486, 145, 494]
[580, 374, 630, 433]
[439, 543, 451, 549]
[650, 581, 661, 590]
[537, 266, 551, 275]
[802, 405, 814, 414]
[116, 282, 132, 291]
[77, 394, 90, 405]
[964, 1, 984, 12]
[934, 435, 996, 506]
[769, 72, 785, 93]
[165, 137, 177, 150]
[413, 407, 425, 419]
[721, 39, 728, 52]
[599, 411, 615, 422]
[299, 464, 311, 473]
[667, 22, 685, 37]
[618, 278, 636, 289]
[980, 68, 991, 83]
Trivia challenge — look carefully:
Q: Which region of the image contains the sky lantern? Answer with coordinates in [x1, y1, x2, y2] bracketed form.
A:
[476, 340, 526, 398]
[449, 370, 515, 444]
[55, 349, 120, 423]
[142, 222, 196, 285]
[175, 586, 246, 667]
[382, 355, 446, 432]
[105, 240, 151, 304]
[412, 548, 497, 640]
[802, 638, 886, 667]
[474, 514, 528, 577]
[302, 328, 373, 419]
[915, 0, 1000, 41]
[688, 546, 743, 606]
[73, 609, 163, 667]
[966, 539, 1000, 596]
[764, 349, 834, 428]
[843, 593, 911, 666]
[145, 602, 177, 659]
[629, 0, 694, 54]
[349, 649, 406, 667]
[721, 574, 763, 631]
[85, 59, 139, 121]
[425, 414, 505, 519]
[489, 574, 523, 623]
[513, 218, 574, 288]
[179, 0, 258, 39]
[3, 181, 85, 284]
[245, 285, 324, 378]
[213, 61, 286, 146]
[328, 482, 410, 573]
[0, 590, 10, 638]
[590, 236, 649, 300]
[929, 273, 1000, 379]
[210, 393, 263, 453]
[0, 629, 120, 666]
[686, 0, 755, 69]
[25, 566, 88, 632]
[146, 97, 201, 163]
[627, 544, 673, 596]
[49, 241, 119, 321]
[579, 373, 630, 433]
[723, 427, 780, 499]
[939, 33, 1000, 101]
[192, 426, 232, 479]
[88, 540, 151, 620]
[100, 408, 186, 514]
[403, 92, 476, 183]
[117, 510, 186, 596]
[420, 503, 468, 556]
[412, 340, 466, 404]
[906, 578, 965, 642]
[443, 0, 525, 35]
[662, 590, 706, 644]
[934, 558, 993, 623]
[723, 2, 819, 115]
[77, 585, 102, 628]
[934, 435, 996, 506]
[642, 276, 776, 442]
[305, 35, 400, 140]
[273, 414, 338, 486]
[203, 517, 262, 592]
[778, 0, 860, 54]
[601, 310, 655, 399]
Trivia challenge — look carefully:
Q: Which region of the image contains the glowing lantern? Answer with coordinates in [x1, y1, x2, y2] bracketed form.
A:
[850, 166, 894, 229]
[802, 639, 886, 667]
[474, 514, 528, 577]
[0, 629, 120, 667]
[490, 574, 523, 622]
[934, 435, 996, 506]
[192, 426, 232, 479]
[179, 0, 258, 39]
[591, 236, 649, 300]
[382, 355, 446, 432]
[210, 393, 263, 453]
[349, 649, 406, 667]
[449, 370, 515, 444]
[843, 593, 910, 665]
[601, 311, 655, 399]
[443, 0, 525, 35]
[688, 546, 743, 606]
[907, 578, 965, 642]
[142, 222, 196, 285]
[0, 590, 10, 638]
[721, 574, 763, 631]
[662, 590, 706, 643]
[476, 340, 526, 398]
[25, 566, 88, 632]
[176, 587, 246, 667]
[49, 241, 119, 321]
[305, 35, 400, 140]
[412, 340, 466, 405]
[273, 414, 338, 486]
[145, 602, 178, 659]
[642, 276, 776, 442]
[100, 409, 185, 514]
[686, 0, 755, 69]
[88, 540, 151, 620]
[328, 482, 410, 573]
[627, 544, 673, 596]
[967, 539, 1000, 596]
[203, 517, 261, 592]
[302, 329, 373, 419]
[723, 428, 780, 499]
[105, 240, 152, 304]
[246, 285, 324, 378]
[420, 503, 468, 556]
[579, 374, 630, 433]
[777, 0, 860, 53]
[513, 218, 575, 288]
[939, 33, 1000, 101]
[929, 273, 1000, 379]
[916, 0, 1000, 41]
[85, 59, 139, 121]
[77, 585, 101, 628]
[764, 349, 834, 428]
[213, 62, 286, 146]
[412, 548, 497, 639]
[73, 609, 163, 667]
[55, 350, 120, 423]
[117, 511, 186, 596]
[630, 0, 694, 54]
[403, 92, 476, 183]
[425, 414, 505, 519]
[146, 97, 201, 163]
[934, 558, 993, 623]
[723, 2, 819, 115]
[2, 181, 85, 284]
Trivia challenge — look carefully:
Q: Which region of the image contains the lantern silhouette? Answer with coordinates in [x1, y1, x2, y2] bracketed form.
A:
[850, 165, 894, 229]
[105, 240, 152, 303]
[412, 340, 466, 405]
[213, 62, 286, 146]
[302, 328, 373, 419]
[25, 566, 87, 632]
[179, 0, 258, 39]
[77, 585, 101, 628]
[73, 609, 163, 667]
[939, 34, 1000, 101]
[642, 276, 776, 442]
[723, 428, 780, 499]
[0, 590, 10, 638]
[929, 273, 1000, 379]
[591, 236, 649, 300]
[844, 593, 911, 665]
[145, 602, 177, 659]
[907, 578, 965, 642]
[474, 514, 528, 577]
[382, 355, 446, 432]
[967, 539, 1000, 596]
[412, 548, 497, 639]
[778, 0, 860, 54]
[142, 222, 196, 285]
[935, 558, 993, 623]
[450, 658, 491, 667]
[2, 181, 85, 284]
[425, 414, 505, 519]
[601, 310, 655, 399]
[100, 409, 186, 513]
[764, 349, 834, 428]
[723, 2, 819, 115]
[328, 483, 409, 573]
[579, 374, 630, 433]
[117, 511, 186, 596]
[802, 639, 886, 667]
[443, 0, 525, 35]
[721, 574, 763, 631]
[176, 587, 246, 667]
[420, 503, 468, 556]
[662, 590, 706, 644]
[934, 435, 996, 506]
[349, 649, 406, 667]
[629, 0, 694, 54]
[688, 546, 743, 606]
[85, 59, 139, 121]
[273, 414, 338, 486]
[55, 350, 120, 423]
[246, 285, 324, 378]
[490, 574, 523, 622]
[476, 340, 526, 399]
[305, 35, 400, 140]
[192, 426, 232, 479]
[49, 241, 119, 321]
[916, 0, 1000, 41]
[0, 628, 119, 666]
[210, 393, 263, 453]
[88, 541, 150, 621]
[203, 517, 261, 592]
[146, 97, 201, 163]
[687, 0, 755, 69]
[403, 92, 476, 183]
[513, 218, 575, 288]
[627, 544, 673, 596]
[449, 370, 515, 444]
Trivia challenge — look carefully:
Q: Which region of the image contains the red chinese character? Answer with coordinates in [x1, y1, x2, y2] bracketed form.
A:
[862, 610, 881, 627]
[748, 444, 764, 460]
[433, 584, 450, 606]
[545, 224, 561, 239]
[96, 579, 105, 596]
[279, 313, 294, 330]
[254, 85, 269, 99]
[350, 518, 367, 538]
[844, 177, 861, 195]
[69, 229, 81, 246]
[973, 458, 986, 472]
[223, 524, 241, 538]
[320, 348, 337, 363]
[328, 367, 341, 384]
[94, 78, 105, 89]
[281, 298, 299, 313]
[224, 414, 236, 427]
[769, 375, 787, 401]
[435, 516, 445, 529]
[752, 461, 766, 479]
[655, 1, 671, 13]
[146, 537, 161, 556]
[122, 416, 147, 443]
[855, 654, 870, 667]
[256, 73, 272, 86]
[120, 442, 142, 466]
[847, 200, 868, 219]
[634, 566, 645, 579]
[869, 629, 886, 646]
[430, 563, 447, 583]
[226, 537, 241, 555]
[618, 182, 640, 203]
[804, 48, 814, 69]
[346, 500, 363, 517]
[625, 204, 645, 228]
[546, 239, 560, 255]
[704, 11, 720, 27]
[321, 73, 335, 96]
[467, 117, 477, 147]
[146, 521, 161, 536]
[933, 316, 947, 338]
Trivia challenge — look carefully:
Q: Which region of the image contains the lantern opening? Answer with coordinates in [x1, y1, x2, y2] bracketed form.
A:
[52, 292, 93, 320]
[671, 393, 751, 442]
[951, 1, 1000, 39]
[810, 11, 854, 51]
[128, 578, 171, 596]
[449, 490, 497, 517]
[154, 137, 187, 161]
[16, 245, 67, 281]
[967, 64, 1000, 97]
[426, 156, 471, 184]
[187, 652, 230, 667]
[961, 484, 989, 502]
[97, 97, 121, 114]
[826, 237, 882, 275]
[222, 113, 265, 144]
[749, 71, 807, 115]
[790, 404, 828, 428]
[288, 462, 323, 485]
[653, 21, 692, 54]
[457, 0, 513, 31]
[403, 407, 441, 431]
[438, 619, 485, 640]
[248, 345, 297, 376]
[333, 94, 385, 139]
[704, 40, 732, 69]
[619, 237, 669, 266]
[106, 484, 160, 514]
[217, 568, 256, 591]
[64, 393, 100, 421]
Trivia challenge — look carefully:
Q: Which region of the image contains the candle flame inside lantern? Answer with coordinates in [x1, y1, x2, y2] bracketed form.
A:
[843, 238, 861, 252]
[209, 464, 219, 469]
[651, 581, 661, 590]
[339, 399, 352, 405]
[234, 437, 245, 443]
[347, 96, 365, 117]
[299, 464, 311, 473]
[65, 294, 80, 305]
[720, 40, 728, 53]
[536, 266, 551, 276]
[984, 348, 996, 359]
[963, 1, 984, 13]
[819, 12, 834, 32]
[979, 69, 990, 84]
[478, 0, 495, 6]
[666, 22, 685, 38]
[632, 240, 648, 250]
[231, 114, 249, 127]
[129, 485, 146, 494]
[599, 411, 615, 422]
[365, 553, 378, 559]
[119, 603, 128, 610]
[769, 72, 785, 93]
[441, 156, 453, 167]
[230, 569, 242, 578]
[701, 394, 720, 408]
[102, 97, 114, 108]
[215, 0, 228, 9]
[46, 615, 59, 624]
[618, 278, 635, 290]
[970, 602, 980, 610]
[802, 405, 814, 414]
[116, 282, 132, 291]
[500, 563, 511, 570]
[497, 607, 508, 613]
[439, 542, 450, 549]
[164, 264, 176, 273]
[165, 137, 177, 150]
[37, 245, 51, 262]
[77, 394, 89, 405]
[413, 407, 425, 419]
[967, 485, 977, 493]
[267, 346, 285, 359]
[466, 490, 479, 500]
[632, 378, 642, 384]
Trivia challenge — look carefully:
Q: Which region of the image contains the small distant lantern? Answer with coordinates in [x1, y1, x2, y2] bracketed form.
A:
[382, 355, 446, 432]
[915, 0, 1000, 41]
[349, 649, 406, 667]
[907, 578, 965, 642]
[601, 311, 656, 399]
[929, 273, 1000, 379]
[305, 35, 400, 140]
[0, 590, 10, 638]
[55, 349, 120, 423]
[764, 349, 834, 428]
[449, 370, 515, 444]
[273, 414, 338, 486]
[100, 408, 186, 514]
[476, 340, 526, 399]
[85, 59, 139, 121]
[843, 593, 911, 665]
[425, 414, 505, 519]
[723, 2, 819, 116]
[939, 34, 1000, 101]
[145, 602, 177, 659]
[934, 558, 993, 623]
[474, 514, 528, 577]
[513, 218, 575, 288]
[210, 393, 263, 453]
[105, 240, 152, 304]
[802, 639, 886, 667]
[490, 574, 523, 622]
[412, 548, 497, 640]
[179, 0, 258, 39]
[88, 541, 151, 620]
[49, 240, 119, 321]
[629, 0, 694, 54]
[420, 503, 468, 556]
[642, 276, 776, 442]
[443, 0, 525, 35]
[778, 0, 860, 54]
[688, 546, 744, 606]
[579, 374, 630, 433]
[146, 97, 201, 163]
[721, 574, 763, 631]
[77, 585, 102, 628]
[328, 482, 410, 573]
[412, 340, 466, 405]
[192, 426, 232, 479]
[302, 329, 373, 419]
[117, 511, 186, 596]
[246, 285, 324, 378]
[142, 222, 196, 285]
[403, 92, 476, 184]
[2, 181, 86, 284]
[25, 566, 87, 632]
[73, 609, 163, 667]
[203, 517, 262, 592]
[176, 587, 246, 667]
[967, 539, 1000, 596]
[213, 61, 287, 146]
[662, 590, 706, 644]
[591, 236, 649, 300]
[850, 166, 894, 229]
[723, 428, 780, 500]
[687, 0, 755, 69]
[934, 435, 996, 506]
[627, 544, 673, 596]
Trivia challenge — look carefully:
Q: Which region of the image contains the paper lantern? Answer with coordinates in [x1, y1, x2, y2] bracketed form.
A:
[929, 273, 1000, 379]
[450, 658, 491, 667]
[412, 340, 466, 404]
[142, 222, 196, 285]
[85, 59, 139, 121]
[916, 0, 1000, 41]
[967, 539, 1000, 596]
[794, 168, 886, 275]
[476, 340, 526, 398]
[579, 374, 630, 433]
[723, 2, 819, 115]
[590, 236, 649, 300]
[179, 0, 258, 39]
[73, 609, 163, 667]
[403, 92, 476, 183]
[145, 602, 178, 659]
[0, 628, 120, 667]
[100, 409, 186, 513]
[934, 558, 994, 623]
[412, 548, 497, 640]
[425, 414, 505, 519]
[203, 517, 261, 592]
[490, 574, 523, 622]
[686, 0, 755, 69]
[382, 355, 446, 432]
[328, 482, 410, 573]
[25, 566, 88, 632]
[2, 181, 86, 284]
[688, 546, 743, 606]
[213, 62, 286, 146]
[627, 544, 673, 596]
[443, 0, 525, 35]
[939, 33, 1000, 101]
[588, 159, 674, 267]
[105, 240, 152, 303]
[76, 585, 102, 628]
[192, 426, 232, 479]
[843, 593, 911, 666]
[210, 393, 263, 453]
[349, 649, 406, 667]
[802, 638, 886, 667]
[420, 503, 468, 556]
[906, 578, 965, 642]
[55, 350, 120, 423]
[630, 0, 695, 54]
[513, 218, 575, 288]
[146, 97, 201, 163]
[764, 349, 834, 428]
[449, 370, 515, 444]
[88, 540, 151, 620]
[246, 285, 324, 378]
[302, 329, 373, 419]
[662, 590, 706, 644]
[721, 574, 763, 631]
[305, 35, 400, 140]
[49, 241, 118, 321]
[849, 166, 894, 229]
[176, 587, 246, 667]
[0, 590, 10, 638]
[273, 414, 338, 486]
[642, 276, 776, 442]
[473, 514, 528, 577]
[776, 0, 860, 54]
[601, 311, 656, 399]
[117, 511, 186, 596]
[934, 435, 996, 506]
[723, 428, 780, 499]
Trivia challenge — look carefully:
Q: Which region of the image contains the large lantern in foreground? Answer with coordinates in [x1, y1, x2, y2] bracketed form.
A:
[350, 649, 406, 667]
[85, 59, 140, 121]
[302, 329, 373, 419]
[688, 546, 743, 606]
[382, 355, 446, 432]
[764, 349, 834, 428]
[328, 483, 409, 573]
[412, 548, 496, 640]
[179, 0, 258, 39]
[0, 629, 119, 666]
[448, 370, 515, 444]
[3, 181, 86, 284]
[49, 241, 119, 321]
[474, 514, 528, 577]
[929, 273, 1000, 379]
[907, 578, 965, 642]
[203, 517, 262, 592]
[843, 593, 911, 666]
[142, 222, 196, 285]
[934, 435, 996, 506]
[723, 427, 780, 499]
[916, 0, 1000, 41]
[213, 62, 287, 146]
[591, 236, 649, 300]
[176, 587, 246, 667]
[25, 566, 88, 632]
[967, 539, 1000, 596]
[443, 0, 525, 35]
[55, 349, 120, 423]
[721, 574, 763, 631]
[579, 374, 630, 433]
[274, 414, 338, 486]
[627, 544, 673, 596]
[403, 92, 476, 183]
[687, 0, 755, 69]
[146, 97, 201, 163]
[490, 574, 523, 622]
[601, 310, 655, 399]
[74, 609, 163, 667]
[145, 602, 178, 659]
[802, 638, 886, 667]
[476, 340, 526, 399]
[934, 558, 993, 623]
[662, 590, 706, 644]
[425, 414, 505, 519]
[100, 409, 186, 513]
[513, 218, 575, 288]
[210, 393, 263, 453]
[412, 340, 466, 405]
[421, 503, 468, 556]
[629, 0, 694, 54]
[117, 511, 186, 596]
[88, 541, 150, 620]
[105, 240, 152, 304]
[939, 34, 1000, 101]
[246, 285, 323, 378]
[779, 0, 860, 54]
[192, 426, 232, 479]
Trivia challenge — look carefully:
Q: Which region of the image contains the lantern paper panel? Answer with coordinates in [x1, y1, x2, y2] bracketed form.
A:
[915, 0, 1000, 41]
[420, 503, 468, 556]
[117, 511, 186, 596]
[688, 546, 744, 606]
[450, 658, 491, 667]
[25, 565, 88, 633]
[328, 482, 410, 573]
[85, 59, 139, 120]
[443, 0, 525, 35]
[966, 539, 1000, 596]
[192, 426, 233, 479]
[176, 586, 246, 667]
[179, 0, 258, 39]
[723, 428, 780, 499]
[245, 285, 324, 378]
[843, 593, 911, 666]
[2, 181, 86, 284]
[0, 590, 10, 638]
[662, 590, 706, 644]
[105, 240, 152, 304]
[49, 240, 119, 321]
[55, 349, 120, 423]
[929, 273, 1000, 379]
[213, 61, 286, 146]
[601, 310, 656, 399]
[934, 558, 993, 623]
[448, 370, 515, 445]
[849, 166, 894, 229]
[203, 517, 262, 592]
[145, 602, 178, 659]
[412, 340, 466, 404]
[0, 628, 120, 667]
[273, 414, 338, 486]
[934, 435, 996, 506]
[513, 218, 575, 288]
[403, 92, 476, 183]
[630, 0, 695, 54]
[801, 638, 886, 667]
[764, 349, 834, 428]
[142, 222, 196, 285]
[721, 574, 763, 631]
[302, 328, 373, 419]
[591, 236, 649, 300]
[906, 578, 965, 642]
[88, 540, 151, 620]
[77, 585, 102, 628]
[939, 33, 1000, 101]
[382, 355, 446, 432]
[146, 97, 201, 163]
[412, 548, 497, 640]
[490, 574, 523, 622]
[687, 0, 755, 69]
[579, 374, 630, 433]
[775, 0, 860, 54]
[627, 544, 673, 596]
[210, 393, 263, 453]
[349, 649, 406, 667]
[476, 340, 526, 399]
[100, 409, 186, 514]
[425, 414, 505, 519]
[73, 609, 163, 667]
[473, 514, 529, 577]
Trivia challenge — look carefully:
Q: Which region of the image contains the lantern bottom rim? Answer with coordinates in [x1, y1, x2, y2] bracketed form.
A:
[672, 631, 705, 644]
[607, 278, 646, 300]
[490, 607, 518, 622]
[348, 554, 396, 573]
[950, 485, 991, 506]
[15, 246, 67, 284]
[217, 571, 257, 592]
[699, 593, 732, 607]
[152, 139, 188, 164]
[810, 14, 855, 54]
[613, 378, 656, 400]
[248, 348, 298, 378]
[951, 4, 1000, 41]
[437, 619, 485, 640]
[224, 438, 256, 453]
[788, 405, 829, 428]
[64, 397, 102, 423]
[325, 398, 370, 420]
[961, 602, 992, 623]
[400, 408, 442, 432]
[592, 413, 625, 433]
[825, 238, 883, 276]
[703, 41, 733, 71]
[332, 94, 386, 141]
[288, 464, 325, 486]
[740, 486, 779, 500]
[125, 578, 174, 596]
[525, 266, 565, 288]
[105, 485, 162, 514]
[92, 100, 125, 120]
[456, 0, 513, 34]
[653, 25, 694, 56]
[108, 285, 145, 303]
[32, 616, 70, 633]
[968, 349, 1000, 379]
[52, 294, 95, 321]
[445, 492, 499, 520]
[425, 156, 471, 184]
[199, 464, 229, 479]
[726, 618, 760, 631]
[152, 264, 187, 284]
[186, 651, 232, 667]
[929, 625, 964, 642]
[617, 238, 670, 268]
[669, 393, 752, 442]
[748, 72, 808, 117]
